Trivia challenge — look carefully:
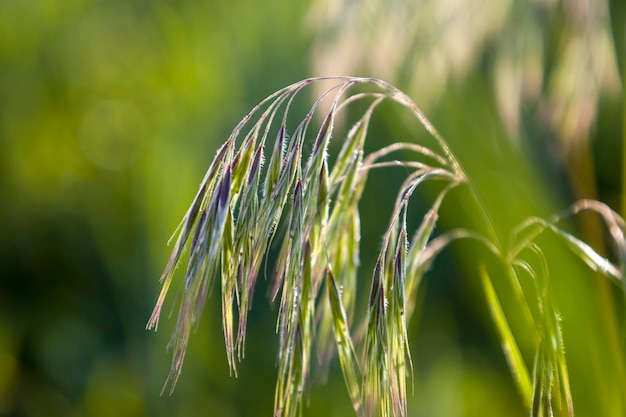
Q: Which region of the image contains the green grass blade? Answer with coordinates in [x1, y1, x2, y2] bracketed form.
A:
[326, 269, 362, 412]
[480, 265, 532, 407]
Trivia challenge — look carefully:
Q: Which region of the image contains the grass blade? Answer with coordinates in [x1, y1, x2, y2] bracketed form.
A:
[326, 269, 362, 412]
[480, 265, 532, 406]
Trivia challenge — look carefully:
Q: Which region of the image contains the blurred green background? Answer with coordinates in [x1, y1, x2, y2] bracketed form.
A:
[0, 0, 624, 416]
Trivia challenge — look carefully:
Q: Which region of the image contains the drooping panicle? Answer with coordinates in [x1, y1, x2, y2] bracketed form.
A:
[145, 76, 626, 417]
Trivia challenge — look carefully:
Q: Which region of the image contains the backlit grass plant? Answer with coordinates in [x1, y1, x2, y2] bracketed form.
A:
[147, 77, 626, 417]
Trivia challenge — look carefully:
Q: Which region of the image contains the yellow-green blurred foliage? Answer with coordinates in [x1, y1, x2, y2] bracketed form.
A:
[0, 0, 624, 416]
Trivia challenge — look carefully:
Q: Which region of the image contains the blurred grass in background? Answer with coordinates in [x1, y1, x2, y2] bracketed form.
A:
[0, 0, 623, 416]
